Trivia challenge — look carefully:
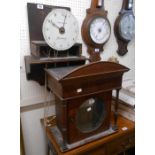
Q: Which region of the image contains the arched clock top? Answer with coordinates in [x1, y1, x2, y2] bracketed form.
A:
[60, 61, 129, 81]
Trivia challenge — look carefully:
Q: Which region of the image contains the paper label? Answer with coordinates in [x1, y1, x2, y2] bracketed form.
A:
[95, 48, 100, 53]
[122, 127, 128, 131]
[77, 88, 82, 93]
[87, 107, 92, 112]
[37, 4, 44, 9]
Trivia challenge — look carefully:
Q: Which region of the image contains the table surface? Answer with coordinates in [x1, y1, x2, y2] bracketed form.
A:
[43, 114, 135, 155]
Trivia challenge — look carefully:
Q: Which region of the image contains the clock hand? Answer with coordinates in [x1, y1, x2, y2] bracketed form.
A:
[50, 20, 60, 29]
[102, 20, 106, 26]
[50, 20, 65, 34]
[62, 14, 67, 28]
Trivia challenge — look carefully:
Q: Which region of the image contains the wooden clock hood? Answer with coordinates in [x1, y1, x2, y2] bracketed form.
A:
[46, 61, 129, 83]
[45, 61, 129, 100]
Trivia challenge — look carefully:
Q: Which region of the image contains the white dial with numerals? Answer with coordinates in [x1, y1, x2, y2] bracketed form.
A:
[42, 9, 79, 51]
[89, 17, 111, 44]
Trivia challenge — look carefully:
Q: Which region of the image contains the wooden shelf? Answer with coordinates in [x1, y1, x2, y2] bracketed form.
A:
[24, 55, 87, 85]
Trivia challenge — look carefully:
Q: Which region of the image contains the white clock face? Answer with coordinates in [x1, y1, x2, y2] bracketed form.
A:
[119, 13, 135, 41]
[89, 17, 111, 44]
[42, 9, 79, 51]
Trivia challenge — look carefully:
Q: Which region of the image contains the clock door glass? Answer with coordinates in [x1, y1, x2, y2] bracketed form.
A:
[76, 98, 106, 133]
[119, 13, 135, 41]
[89, 17, 111, 44]
[42, 9, 79, 51]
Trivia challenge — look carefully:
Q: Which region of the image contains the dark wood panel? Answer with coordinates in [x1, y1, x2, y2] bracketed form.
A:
[27, 3, 70, 41]
[25, 55, 87, 85]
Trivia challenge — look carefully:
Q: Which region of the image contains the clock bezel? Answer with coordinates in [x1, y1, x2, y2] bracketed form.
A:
[82, 13, 111, 49]
[117, 12, 135, 42]
[89, 16, 111, 45]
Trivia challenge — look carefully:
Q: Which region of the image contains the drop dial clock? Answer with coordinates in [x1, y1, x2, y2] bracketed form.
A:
[114, 0, 135, 56]
[82, 0, 111, 62]
[42, 9, 79, 51]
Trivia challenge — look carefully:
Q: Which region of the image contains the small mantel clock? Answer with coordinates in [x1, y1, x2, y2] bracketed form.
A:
[81, 0, 111, 62]
[114, 0, 135, 56]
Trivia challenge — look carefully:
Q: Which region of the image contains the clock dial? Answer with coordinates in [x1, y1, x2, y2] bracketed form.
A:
[42, 9, 79, 51]
[119, 13, 135, 41]
[90, 17, 111, 44]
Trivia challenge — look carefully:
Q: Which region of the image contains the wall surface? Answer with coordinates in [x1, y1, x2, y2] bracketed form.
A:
[21, 106, 55, 155]
[20, 0, 135, 107]
[20, 0, 135, 155]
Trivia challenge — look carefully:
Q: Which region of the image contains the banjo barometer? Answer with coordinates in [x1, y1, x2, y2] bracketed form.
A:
[114, 0, 135, 56]
[82, 0, 111, 62]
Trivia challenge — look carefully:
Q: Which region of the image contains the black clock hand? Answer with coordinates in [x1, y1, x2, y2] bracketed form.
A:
[50, 20, 60, 29]
[62, 14, 67, 28]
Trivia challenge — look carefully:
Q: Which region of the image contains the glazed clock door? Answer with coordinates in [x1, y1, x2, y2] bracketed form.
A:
[76, 97, 107, 133]
[67, 91, 112, 143]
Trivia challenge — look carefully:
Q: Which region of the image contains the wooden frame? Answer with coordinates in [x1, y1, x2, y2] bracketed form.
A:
[81, 0, 111, 62]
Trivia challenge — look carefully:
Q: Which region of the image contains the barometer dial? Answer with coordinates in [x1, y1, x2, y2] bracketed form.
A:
[90, 17, 111, 44]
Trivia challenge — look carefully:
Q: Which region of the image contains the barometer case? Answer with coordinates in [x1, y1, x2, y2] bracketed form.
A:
[81, 0, 111, 62]
[114, 0, 135, 56]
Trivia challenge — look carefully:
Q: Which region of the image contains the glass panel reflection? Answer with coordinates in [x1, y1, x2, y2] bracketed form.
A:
[76, 97, 106, 133]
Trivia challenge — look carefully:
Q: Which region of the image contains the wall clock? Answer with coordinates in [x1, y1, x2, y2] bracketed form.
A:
[25, 3, 87, 85]
[42, 8, 79, 51]
[114, 0, 135, 56]
[81, 0, 111, 62]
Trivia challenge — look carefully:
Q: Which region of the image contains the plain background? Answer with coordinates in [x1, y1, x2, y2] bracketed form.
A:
[0, 0, 155, 155]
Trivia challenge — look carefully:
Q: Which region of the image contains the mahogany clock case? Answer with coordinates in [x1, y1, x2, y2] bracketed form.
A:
[55, 91, 112, 144]
[45, 61, 129, 145]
